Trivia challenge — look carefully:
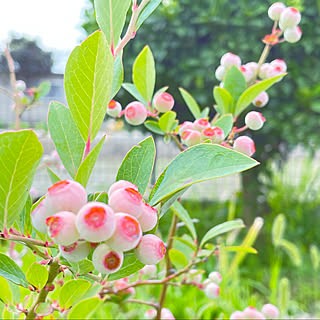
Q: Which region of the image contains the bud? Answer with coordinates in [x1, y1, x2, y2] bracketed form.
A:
[220, 53, 241, 69]
[59, 241, 90, 262]
[16, 80, 26, 91]
[31, 199, 52, 234]
[268, 2, 286, 21]
[181, 129, 201, 147]
[106, 213, 142, 252]
[208, 271, 222, 284]
[240, 66, 253, 83]
[124, 101, 148, 126]
[245, 111, 266, 131]
[178, 121, 194, 135]
[108, 180, 138, 197]
[279, 7, 301, 29]
[92, 243, 123, 274]
[135, 234, 166, 265]
[138, 203, 158, 232]
[261, 304, 279, 319]
[76, 202, 116, 242]
[215, 65, 226, 81]
[244, 62, 259, 77]
[233, 136, 255, 157]
[108, 187, 144, 218]
[230, 311, 246, 319]
[204, 282, 220, 299]
[243, 307, 266, 319]
[46, 212, 79, 246]
[193, 118, 210, 132]
[153, 92, 174, 113]
[253, 91, 269, 108]
[270, 59, 287, 73]
[141, 265, 157, 278]
[201, 127, 224, 144]
[107, 100, 122, 117]
[258, 63, 272, 79]
[284, 26, 302, 43]
[45, 180, 87, 214]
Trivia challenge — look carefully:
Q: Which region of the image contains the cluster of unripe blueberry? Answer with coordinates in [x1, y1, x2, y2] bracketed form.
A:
[31, 179, 165, 274]
[202, 271, 222, 299]
[230, 304, 279, 319]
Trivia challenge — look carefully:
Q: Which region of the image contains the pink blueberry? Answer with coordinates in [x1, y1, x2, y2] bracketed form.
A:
[215, 65, 226, 81]
[106, 213, 142, 252]
[243, 307, 266, 319]
[193, 118, 210, 132]
[16, 80, 26, 91]
[240, 66, 253, 83]
[270, 59, 287, 73]
[45, 180, 87, 214]
[253, 91, 269, 108]
[108, 180, 138, 197]
[279, 7, 301, 29]
[258, 63, 272, 79]
[244, 62, 259, 76]
[153, 92, 175, 113]
[181, 129, 201, 147]
[268, 2, 286, 21]
[204, 282, 220, 299]
[59, 241, 90, 262]
[124, 101, 148, 126]
[145, 309, 157, 319]
[140, 264, 157, 278]
[135, 234, 166, 265]
[202, 126, 225, 144]
[261, 304, 279, 319]
[188, 269, 203, 283]
[107, 100, 122, 117]
[138, 203, 158, 232]
[233, 136, 256, 157]
[31, 199, 52, 234]
[161, 308, 175, 320]
[284, 26, 302, 43]
[114, 279, 135, 295]
[220, 53, 242, 69]
[245, 111, 266, 130]
[178, 121, 194, 135]
[76, 202, 116, 242]
[92, 243, 123, 274]
[208, 271, 222, 284]
[230, 311, 246, 319]
[46, 211, 79, 246]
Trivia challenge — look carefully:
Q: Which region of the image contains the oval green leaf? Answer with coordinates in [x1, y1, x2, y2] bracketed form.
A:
[26, 263, 48, 290]
[0, 254, 28, 287]
[179, 87, 201, 119]
[223, 66, 247, 105]
[68, 297, 102, 319]
[169, 248, 188, 269]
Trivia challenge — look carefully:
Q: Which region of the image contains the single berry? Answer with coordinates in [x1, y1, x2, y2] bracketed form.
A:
[31, 199, 52, 234]
[201, 127, 224, 144]
[253, 91, 269, 108]
[108, 187, 144, 218]
[258, 63, 272, 79]
[204, 282, 220, 299]
[220, 53, 241, 69]
[181, 129, 201, 147]
[107, 100, 122, 117]
[240, 66, 253, 83]
[45, 180, 87, 214]
[230, 311, 246, 319]
[114, 279, 135, 295]
[284, 25, 302, 43]
[193, 118, 210, 132]
[138, 203, 158, 232]
[243, 307, 266, 319]
[108, 180, 138, 197]
[135, 234, 166, 265]
[145, 309, 157, 319]
[233, 136, 255, 157]
[153, 92, 175, 113]
[161, 308, 175, 320]
[76, 202, 116, 242]
[279, 7, 301, 29]
[106, 213, 142, 252]
[178, 121, 194, 135]
[124, 101, 148, 126]
[208, 271, 222, 284]
[188, 269, 203, 283]
[140, 265, 157, 278]
[245, 111, 266, 131]
[244, 62, 259, 77]
[215, 65, 226, 81]
[270, 59, 287, 73]
[261, 304, 279, 319]
[16, 80, 26, 91]
[46, 211, 79, 246]
[92, 243, 123, 274]
[59, 241, 90, 262]
[202, 278, 212, 287]
[268, 2, 286, 21]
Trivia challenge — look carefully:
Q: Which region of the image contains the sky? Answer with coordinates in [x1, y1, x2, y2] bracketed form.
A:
[0, 0, 90, 72]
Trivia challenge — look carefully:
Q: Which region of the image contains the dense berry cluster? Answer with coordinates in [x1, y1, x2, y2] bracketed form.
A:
[31, 179, 165, 274]
[230, 304, 279, 319]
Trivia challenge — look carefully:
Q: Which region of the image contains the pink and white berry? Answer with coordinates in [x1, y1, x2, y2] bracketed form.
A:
[178, 121, 194, 135]
[124, 101, 148, 126]
[153, 92, 175, 113]
[16, 80, 26, 91]
[233, 136, 256, 157]
[59, 241, 90, 262]
[204, 282, 220, 299]
[261, 304, 279, 319]
[107, 213, 142, 252]
[230, 311, 246, 319]
[268, 2, 286, 21]
[244, 62, 259, 76]
[279, 7, 301, 29]
[76, 202, 116, 242]
[114, 279, 135, 295]
[107, 100, 122, 117]
[220, 53, 241, 69]
[45, 180, 87, 215]
[201, 127, 225, 144]
[253, 91, 269, 108]
[138, 203, 158, 232]
[135, 234, 166, 265]
[208, 271, 222, 284]
[161, 308, 175, 320]
[243, 307, 266, 319]
[284, 26, 302, 43]
[108, 187, 144, 218]
[240, 66, 253, 83]
[46, 211, 79, 246]
[270, 59, 287, 73]
[258, 63, 272, 79]
[145, 309, 157, 319]
[181, 129, 201, 147]
[215, 65, 226, 81]
[141, 264, 157, 278]
[92, 243, 123, 274]
[31, 199, 52, 234]
[245, 111, 266, 131]
[189, 269, 203, 283]
[108, 180, 138, 197]
[193, 118, 210, 132]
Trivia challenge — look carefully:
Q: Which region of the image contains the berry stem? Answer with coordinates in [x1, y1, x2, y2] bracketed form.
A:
[0, 233, 56, 248]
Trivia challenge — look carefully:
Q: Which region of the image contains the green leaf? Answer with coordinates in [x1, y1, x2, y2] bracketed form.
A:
[136, 0, 162, 30]
[213, 114, 233, 139]
[173, 236, 197, 251]
[18, 195, 32, 236]
[34, 302, 53, 317]
[223, 66, 247, 106]
[272, 214, 286, 247]
[122, 83, 148, 105]
[201, 107, 210, 118]
[46, 167, 61, 184]
[310, 245, 320, 271]
[94, 0, 131, 47]
[92, 191, 109, 204]
[116, 136, 156, 195]
[37, 81, 51, 98]
[149, 144, 258, 206]
[200, 220, 245, 247]
[0, 276, 13, 304]
[225, 246, 257, 254]
[111, 53, 124, 100]
[0, 254, 28, 287]
[213, 87, 234, 115]
[59, 279, 91, 310]
[65, 30, 113, 143]
[26, 263, 48, 290]
[144, 120, 165, 135]
[108, 253, 144, 280]
[75, 135, 106, 188]
[154, 86, 169, 97]
[179, 87, 201, 119]
[235, 73, 286, 117]
[133, 45, 155, 103]
[48, 102, 85, 178]
[158, 111, 177, 133]
[171, 201, 197, 240]
[279, 239, 302, 266]
[68, 297, 102, 320]
[0, 130, 43, 229]
[168, 248, 188, 269]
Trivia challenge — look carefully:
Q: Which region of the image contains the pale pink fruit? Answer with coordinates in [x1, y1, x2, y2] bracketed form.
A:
[92, 243, 123, 274]
[201, 127, 225, 144]
[106, 213, 142, 252]
[253, 91, 269, 108]
[178, 121, 194, 135]
[16, 80, 26, 91]
[145, 309, 157, 319]
[153, 92, 174, 113]
[108, 180, 138, 197]
[189, 269, 203, 283]
[220, 53, 241, 69]
[261, 304, 279, 319]
[138, 203, 158, 232]
[233, 136, 256, 157]
[107, 100, 122, 117]
[284, 26, 302, 43]
[108, 187, 144, 218]
[280, 7, 301, 29]
[215, 65, 226, 81]
[76, 202, 116, 242]
[258, 63, 272, 79]
[203, 279, 212, 287]
[161, 308, 175, 320]
[204, 282, 220, 299]
[193, 118, 210, 132]
[240, 66, 254, 83]
[59, 241, 90, 262]
[208, 271, 222, 284]
[181, 129, 201, 147]
[230, 311, 246, 319]
[124, 101, 147, 126]
[46, 211, 79, 246]
[31, 199, 52, 234]
[268, 2, 286, 21]
[245, 111, 266, 131]
[243, 307, 266, 319]
[114, 279, 135, 295]
[244, 62, 259, 76]
[141, 264, 157, 277]
[270, 59, 287, 73]
[135, 234, 166, 265]
[45, 180, 87, 214]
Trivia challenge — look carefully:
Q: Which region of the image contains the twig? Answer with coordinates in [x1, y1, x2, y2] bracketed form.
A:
[125, 299, 159, 309]
[0, 233, 56, 248]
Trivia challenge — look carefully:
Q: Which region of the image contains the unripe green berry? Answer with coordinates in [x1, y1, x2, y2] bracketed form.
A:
[215, 65, 226, 81]
[107, 100, 122, 117]
[245, 111, 266, 130]
[124, 101, 147, 126]
[59, 241, 90, 262]
[268, 2, 286, 21]
[153, 92, 174, 113]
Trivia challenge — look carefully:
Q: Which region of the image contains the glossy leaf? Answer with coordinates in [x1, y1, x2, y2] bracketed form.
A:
[111, 53, 124, 100]
[0, 254, 28, 287]
[122, 83, 148, 105]
[173, 236, 197, 251]
[144, 120, 165, 135]
[136, 0, 162, 30]
[213, 87, 233, 115]
[201, 107, 210, 118]
[46, 167, 61, 184]
[169, 248, 188, 269]
[158, 111, 177, 133]
[26, 263, 48, 290]
[18, 195, 32, 236]
[0, 276, 13, 305]
[68, 297, 102, 320]
[179, 87, 201, 119]
[34, 302, 53, 317]
[223, 66, 247, 105]
[213, 114, 233, 139]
